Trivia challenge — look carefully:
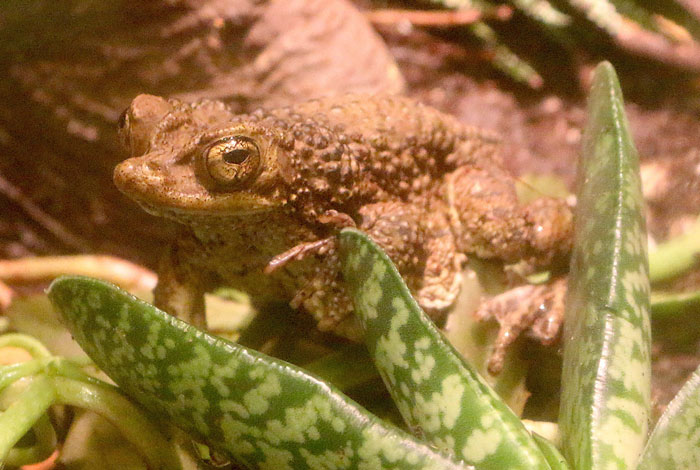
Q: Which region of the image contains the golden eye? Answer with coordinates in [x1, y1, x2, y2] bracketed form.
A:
[201, 136, 261, 188]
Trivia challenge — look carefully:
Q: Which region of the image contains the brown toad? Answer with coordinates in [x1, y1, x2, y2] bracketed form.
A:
[114, 94, 572, 369]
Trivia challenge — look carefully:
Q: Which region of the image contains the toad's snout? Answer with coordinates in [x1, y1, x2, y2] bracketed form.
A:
[113, 158, 158, 198]
[113, 157, 169, 204]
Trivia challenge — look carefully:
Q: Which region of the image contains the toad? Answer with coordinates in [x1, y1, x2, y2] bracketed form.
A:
[114, 94, 572, 372]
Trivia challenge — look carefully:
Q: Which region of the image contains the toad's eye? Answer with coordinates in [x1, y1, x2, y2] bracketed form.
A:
[200, 136, 261, 188]
[117, 109, 129, 133]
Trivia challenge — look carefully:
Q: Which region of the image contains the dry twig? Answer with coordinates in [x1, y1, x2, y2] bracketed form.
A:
[0, 255, 156, 291]
[366, 6, 511, 27]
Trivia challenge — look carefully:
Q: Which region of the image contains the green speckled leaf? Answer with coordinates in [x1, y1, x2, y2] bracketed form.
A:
[48, 276, 470, 470]
[558, 62, 651, 470]
[339, 229, 551, 470]
[637, 366, 700, 470]
[532, 433, 571, 470]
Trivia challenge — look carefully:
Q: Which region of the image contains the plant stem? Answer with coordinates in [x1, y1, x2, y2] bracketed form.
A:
[651, 289, 700, 319]
[51, 376, 183, 470]
[0, 376, 55, 464]
[5, 413, 56, 467]
[0, 333, 52, 359]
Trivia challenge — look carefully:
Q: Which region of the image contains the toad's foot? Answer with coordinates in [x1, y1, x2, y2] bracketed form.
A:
[265, 238, 335, 274]
[265, 210, 356, 274]
[475, 277, 567, 375]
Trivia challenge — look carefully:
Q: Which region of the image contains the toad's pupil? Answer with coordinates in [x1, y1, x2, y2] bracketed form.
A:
[223, 149, 250, 164]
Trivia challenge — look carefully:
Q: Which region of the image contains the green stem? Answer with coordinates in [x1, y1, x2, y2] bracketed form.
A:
[51, 376, 183, 470]
[0, 333, 52, 359]
[5, 412, 56, 467]
[0, 376, 55, 463]
[0, 357, 105, 392]
[46, 357, 110, 387]
[0, 360, 46, 391]
[651, 289, 700, 319]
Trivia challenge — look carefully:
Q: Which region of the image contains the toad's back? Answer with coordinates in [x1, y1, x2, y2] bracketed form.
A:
[237, 94, 503, 212]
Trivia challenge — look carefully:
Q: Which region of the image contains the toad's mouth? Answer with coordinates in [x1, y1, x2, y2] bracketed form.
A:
[114, 159, 279, 217]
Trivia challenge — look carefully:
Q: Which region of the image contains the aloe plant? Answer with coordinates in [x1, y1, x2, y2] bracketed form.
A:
[637, 367, 700, 469]
[339, 229, 551, 470]
[45, 274, 470, 470]
[558, 61, 651, 470]
[2, 62, 700, 470]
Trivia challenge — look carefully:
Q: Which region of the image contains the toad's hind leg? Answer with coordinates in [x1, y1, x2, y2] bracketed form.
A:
[356, 201, 466, 318]
[445, 165, 572, 268]
[445, 165, 573, 373]
[475, 277, 567, 374]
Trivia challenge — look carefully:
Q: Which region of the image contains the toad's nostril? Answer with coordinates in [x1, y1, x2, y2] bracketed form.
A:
[113, 157, 166, 201]
[117, 109, 128, 131]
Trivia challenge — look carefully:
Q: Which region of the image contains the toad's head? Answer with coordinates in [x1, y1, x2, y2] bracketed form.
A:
[114, 95, 288, 221]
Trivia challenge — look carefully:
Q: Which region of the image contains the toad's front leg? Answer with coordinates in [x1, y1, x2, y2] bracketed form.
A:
[153, 234, 209, 329]
[357, 201, 466, 317]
